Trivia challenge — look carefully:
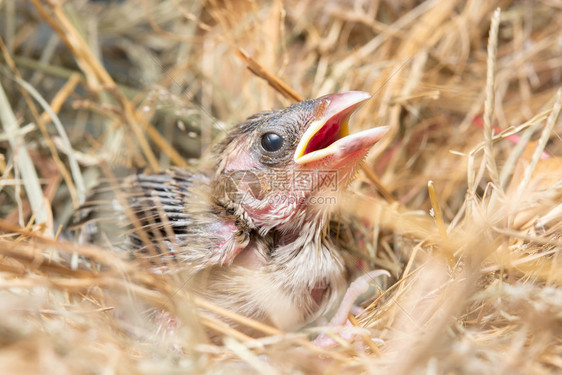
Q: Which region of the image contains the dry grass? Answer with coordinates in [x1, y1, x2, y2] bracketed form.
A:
[1, 0, 561, 373]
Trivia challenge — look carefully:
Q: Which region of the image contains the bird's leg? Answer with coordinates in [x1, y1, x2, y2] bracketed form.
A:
[313, 269, 390, 348]
[328, 269, 390, 326]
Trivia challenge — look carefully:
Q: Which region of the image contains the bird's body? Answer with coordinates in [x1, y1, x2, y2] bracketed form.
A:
[75, 91, 388, 333]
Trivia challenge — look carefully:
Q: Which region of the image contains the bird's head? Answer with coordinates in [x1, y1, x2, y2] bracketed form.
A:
[213, 91, 388, 234]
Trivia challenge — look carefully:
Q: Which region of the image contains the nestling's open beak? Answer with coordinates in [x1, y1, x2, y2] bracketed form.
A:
[294, 91, 388, 164]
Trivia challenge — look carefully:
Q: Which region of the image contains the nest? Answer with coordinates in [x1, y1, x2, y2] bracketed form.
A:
[0, 0, 561, 373]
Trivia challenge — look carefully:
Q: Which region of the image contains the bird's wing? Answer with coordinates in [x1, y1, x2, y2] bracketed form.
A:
[72, 169, 250, 271]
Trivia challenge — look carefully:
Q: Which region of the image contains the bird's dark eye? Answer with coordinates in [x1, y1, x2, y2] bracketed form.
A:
[260, 133, 284, 152]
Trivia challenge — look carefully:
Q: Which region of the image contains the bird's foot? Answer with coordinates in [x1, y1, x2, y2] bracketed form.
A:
[312, 321, 385, 349]
[313, 269, 390, 348]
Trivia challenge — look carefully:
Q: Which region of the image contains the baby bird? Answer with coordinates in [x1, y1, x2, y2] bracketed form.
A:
[75, 91, 388, 333]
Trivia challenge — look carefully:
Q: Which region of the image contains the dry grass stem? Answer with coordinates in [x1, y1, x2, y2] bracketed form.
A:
[427, 180, 447, 240]
[483, 8, 502, 194]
